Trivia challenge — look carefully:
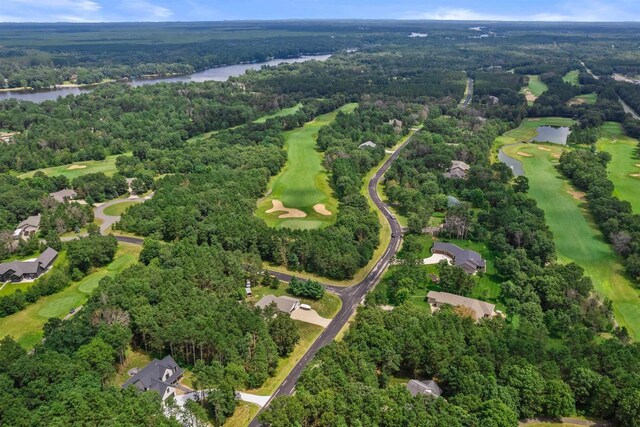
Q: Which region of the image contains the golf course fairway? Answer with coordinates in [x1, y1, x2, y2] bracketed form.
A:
[597, 122, 640, 213]
[257, 103, 357, 230]
[501, 142, 640, 339]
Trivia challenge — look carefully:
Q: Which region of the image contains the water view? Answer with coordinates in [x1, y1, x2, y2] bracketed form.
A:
[530, 126, 571, 145]
[0, 54, 331, 103]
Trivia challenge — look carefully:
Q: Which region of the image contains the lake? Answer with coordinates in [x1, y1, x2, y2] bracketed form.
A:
[0, 54, 331, 103]
[530, 126, 571, 145]
[498, 145, 525, 176]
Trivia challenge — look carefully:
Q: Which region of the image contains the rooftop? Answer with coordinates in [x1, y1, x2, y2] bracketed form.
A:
[431, 242, 485, 274]
[427, 291, 495, 320]
[407, 379, 442, 397]
[256, 294, 301, 313]
[122, 355, 184, 397]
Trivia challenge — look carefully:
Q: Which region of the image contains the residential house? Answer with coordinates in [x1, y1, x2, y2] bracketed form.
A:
[431, 242, 486, 274]
[0, 247, 58, 282]
[13, 214, 41, 240]
[407, 379, 442, 397]
[122, 355, 184, 401]
[50, 189, 77, 203]
[256, 295, 301, 314]
[358, 141, 377, 149]
[443, 160, 470, 179]
[427, 291, 497, 320]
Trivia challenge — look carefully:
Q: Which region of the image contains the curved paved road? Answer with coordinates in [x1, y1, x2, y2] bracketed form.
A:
[247, 132, 415, 426]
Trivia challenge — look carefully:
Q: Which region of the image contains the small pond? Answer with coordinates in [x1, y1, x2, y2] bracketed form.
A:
[530, 126, 571, 145]
[498, 147, 525, 176]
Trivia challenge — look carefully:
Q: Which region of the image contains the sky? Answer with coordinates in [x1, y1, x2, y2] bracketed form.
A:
[1, 0, 640, 23]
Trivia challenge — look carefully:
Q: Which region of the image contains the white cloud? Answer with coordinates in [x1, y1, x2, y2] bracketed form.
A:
[123, 0, 173, 20]
[7, 0, 101, 12]
[407, 7, 515, 21]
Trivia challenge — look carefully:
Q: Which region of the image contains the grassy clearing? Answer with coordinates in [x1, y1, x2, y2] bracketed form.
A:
[0, 242, 141, 348]
[257, 103, 357, 230]
[111, 348, 153, 386]
[493, 117, 577, 158]
[224, 402, 261, 427]
[244, 321, 323, 396]
[596, 121, 640, 212]
[501, 142, 640, 339]
[250, 285, 341, 318]
[254, 103, 302, 123]
[18, 153, 127, 180]
[520, 75, 548, 105]
[568, 93, 597, 105]
[563, 69, 580, 86]
[103, 201, 140, 216]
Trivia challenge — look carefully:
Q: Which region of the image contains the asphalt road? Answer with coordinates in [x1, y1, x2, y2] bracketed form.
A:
[247, 132, 415, 426]
[460, 77, 474, 108]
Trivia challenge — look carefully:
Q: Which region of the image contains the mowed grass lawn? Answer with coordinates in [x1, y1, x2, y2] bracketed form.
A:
[103, 201, 140, 216]
[569, 93, 598, 105]
[0, 242, 141, 348]
[493, 117, 576, 157]
[257, 103, 357, 230]
[250, 284, 341, 318]
[254, 103, 302, 123]
[596, 122, 640, 212]
[563, 69, 580, 86]
[520, 75, 548, 105]
[502, 143, 640, 339]
[18, 153, 127, 179]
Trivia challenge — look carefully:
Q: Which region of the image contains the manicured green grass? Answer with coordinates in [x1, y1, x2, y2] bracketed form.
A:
[18, 153, 128, 179]
[224, 402, 261, 427]
[111, 348, 153, 387]
[256, 103, 357, 230]
[244, 321, 323, 395]
[502, 142, 640, 339]
[0, 242, 141, 348]
[250, 284, 342, 319]
[568, 93, 597, 105]
[596, 121, 640, 212]
[254, 103, 302, 123]
[493, 117, 577, 158]
[520, 75, 548, 105]
[103, 201, 140, 216]
[563, 69, 580, 86]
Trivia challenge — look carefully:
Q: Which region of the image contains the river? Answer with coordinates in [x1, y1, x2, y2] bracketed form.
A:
[0, 54, 331, 103]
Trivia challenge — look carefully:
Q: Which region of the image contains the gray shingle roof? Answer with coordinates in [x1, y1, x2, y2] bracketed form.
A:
[358, 141, 377, 149]
[427, 291, 496, 320]
[256, 295, 301, 313]
[49, 189, 77, 203]
[431, 242, 485, 274]
[407, 379, 442, 397]
[0, 247, 57, 281]
[122, 355, 184, 397]
[17, 214, 41, 229]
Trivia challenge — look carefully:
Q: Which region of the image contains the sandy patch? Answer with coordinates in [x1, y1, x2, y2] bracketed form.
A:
[567, 189, 586, 200]
[516, 151, 532, 157]
[552, 153, 561, 159]
[313, 203, 331, 216]
[528, 117, 541, 121]
[537, 146, 551, 151]
[630, 174, 640, 178]
[635, 163, 640, 168]
[67, 164, 87, 170]
[266, 200, 307, 218]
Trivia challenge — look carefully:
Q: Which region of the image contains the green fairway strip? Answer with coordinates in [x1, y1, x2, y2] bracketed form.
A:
[502, 143, 640, 339]
[257, 103, 357, 229]
[562, 69, 580, 86]
[18, 153, 128, 180]
[597, 122, 640, 213]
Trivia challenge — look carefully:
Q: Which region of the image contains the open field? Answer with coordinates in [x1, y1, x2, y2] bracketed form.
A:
[103, 201, 140, 216]
[520, 75, 548, 105]
[568, 93, 597, 105]
[18, 153, 127, 179]
[596, 122, 640, 212]
[493, 117, 576, 156]
[0, 242, 141, 348]
[562, 69, 580, 86]
[254, 103, 302, 123]
[256, 103, 357, 229]
[244, 321, 323, 395]
[501, 142, 640, 339]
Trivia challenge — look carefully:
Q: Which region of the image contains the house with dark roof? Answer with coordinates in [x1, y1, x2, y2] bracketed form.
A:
[13, 214, 41, 240]
[0, 247, 58, 283]
[256, 295, 301, 314]
[427, 291, 496, 320]
[443, 160, 470, 179]
[50, 189, 77, 203]
[122, 355, 184, 401]
[407, 379, 442, 397]
[431, 242, 485, 274]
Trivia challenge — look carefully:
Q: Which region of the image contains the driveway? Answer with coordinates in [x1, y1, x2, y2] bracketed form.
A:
[291, 308, 331, 327]
[94, 192, 154, 233]
[174, 390, 271, 408]
[422, 253, 452, 265]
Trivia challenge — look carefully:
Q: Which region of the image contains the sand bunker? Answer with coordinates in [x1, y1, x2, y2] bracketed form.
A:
[528, 117, 540, 121]
[516, 151, 532, 157]
[266, 200, 307, 219]
[567, 189, 586, 200]
[67, 165, 87, 170]
[635, 164, 640, 168]
[552, 153, 561, 159]
[313, 203, 331, 216]
[630, 174, 640, 178]
[537, 146, 551, 151]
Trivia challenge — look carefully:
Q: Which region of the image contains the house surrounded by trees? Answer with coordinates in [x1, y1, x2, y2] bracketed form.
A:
[431, 242, 486, 274]
[256, 295, 301, 314]
[0, 247, 58, 282]
[443, 160, 470, 179]
[427, 291, 497, 320]
[13, 214, 41, 240]
[121, 355, 184, 401]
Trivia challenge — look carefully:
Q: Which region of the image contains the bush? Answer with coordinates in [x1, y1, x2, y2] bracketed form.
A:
[288, 277, 325, 299]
